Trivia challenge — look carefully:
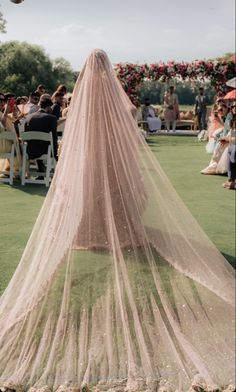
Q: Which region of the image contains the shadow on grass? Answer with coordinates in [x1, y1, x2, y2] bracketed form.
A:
[146, 139, 156, 145]
[11, 181, 48, 196]
[221, 252, 236, 268]
[147, 135, 199, 146]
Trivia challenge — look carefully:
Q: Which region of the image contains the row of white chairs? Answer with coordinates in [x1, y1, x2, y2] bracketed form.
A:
[0, 131, 56, 187]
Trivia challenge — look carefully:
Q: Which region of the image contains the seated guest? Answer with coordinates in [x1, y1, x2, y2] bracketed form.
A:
[25, 95, 58, 176]
[23, 92, 40, 116]
[142, 98, 161, 133]
[201, 104, 233, 175]
[16, 96, 27, 105]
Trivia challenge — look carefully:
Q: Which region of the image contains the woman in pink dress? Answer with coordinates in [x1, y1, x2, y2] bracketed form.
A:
[205, 104, 228, 153]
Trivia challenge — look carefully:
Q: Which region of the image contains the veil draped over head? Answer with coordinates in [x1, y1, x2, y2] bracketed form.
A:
[0, 49, 235, 392]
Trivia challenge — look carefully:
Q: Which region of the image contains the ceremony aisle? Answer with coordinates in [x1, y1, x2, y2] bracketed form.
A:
[0, 135, 234, 296]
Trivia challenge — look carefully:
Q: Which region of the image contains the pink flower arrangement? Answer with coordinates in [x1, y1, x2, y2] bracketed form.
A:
[115, 59, 236, 105]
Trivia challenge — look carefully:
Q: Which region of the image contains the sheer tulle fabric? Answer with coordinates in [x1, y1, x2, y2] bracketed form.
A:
[0, 50, 234, 391]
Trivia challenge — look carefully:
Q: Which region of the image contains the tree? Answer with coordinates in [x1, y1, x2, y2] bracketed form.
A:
[52, 57, 77, 92]
[0, 41, 77, 96]
[0, 5, 6, 33]
[0, 41, 55, 95]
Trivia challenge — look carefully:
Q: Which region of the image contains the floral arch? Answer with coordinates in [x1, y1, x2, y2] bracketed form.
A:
[114, 59, 236, 105]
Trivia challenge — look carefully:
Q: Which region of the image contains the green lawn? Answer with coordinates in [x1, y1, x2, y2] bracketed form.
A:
[0, 136, 235, 295]
[147, 135, 235, 264]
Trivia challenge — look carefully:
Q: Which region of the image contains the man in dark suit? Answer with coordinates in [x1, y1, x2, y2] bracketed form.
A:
[24, 95, 58, 174]
[194, 87, 208, 131]
[51, 92, 64, 120]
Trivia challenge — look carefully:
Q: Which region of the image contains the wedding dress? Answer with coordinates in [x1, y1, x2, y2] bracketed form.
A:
[0, 50, 234, 392]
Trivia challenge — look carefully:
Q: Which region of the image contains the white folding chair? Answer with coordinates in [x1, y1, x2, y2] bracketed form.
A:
[21, 131, 55, 187]
[18, 119, 26, 135]
[0, 131, 18, 185]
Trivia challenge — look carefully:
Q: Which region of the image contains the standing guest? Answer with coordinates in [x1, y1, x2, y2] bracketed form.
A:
[25, 95, 58, 176]
[201, 104, 233, 175]
[223, 118, 236, 189]
[3, 93, 22, 134]
[194, 87, 208, 131]
[0, 94, 21, 174]
[163, 86, 179, 132]
[8, 100, 22, 137]
[52, 92, 64, 120]
[62, 94, 72, 117]
[205, 103, 229, 153]
[223, 114, 236, 189]
[35, 84, 46, 97]
[0, 94, 14, 158]
[52, 84, 67, 101]
[210, 103, 230, 141]
[55, 84, 67, 95]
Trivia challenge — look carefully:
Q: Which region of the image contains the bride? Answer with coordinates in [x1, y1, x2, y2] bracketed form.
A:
[0, 50, 234, 392]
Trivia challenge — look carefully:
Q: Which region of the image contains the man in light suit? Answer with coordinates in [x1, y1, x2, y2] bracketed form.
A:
[24, 95, 58, 175]
[195, 87, 208, 131]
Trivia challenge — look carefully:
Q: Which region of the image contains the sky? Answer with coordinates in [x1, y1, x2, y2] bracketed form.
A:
[0, 0, 235, 71]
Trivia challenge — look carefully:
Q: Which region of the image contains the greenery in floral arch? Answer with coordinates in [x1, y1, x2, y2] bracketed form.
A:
[115, 59, 236, 105]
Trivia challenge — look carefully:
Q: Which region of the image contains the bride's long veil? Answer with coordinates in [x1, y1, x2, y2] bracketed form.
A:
[0, 49, 234, 391]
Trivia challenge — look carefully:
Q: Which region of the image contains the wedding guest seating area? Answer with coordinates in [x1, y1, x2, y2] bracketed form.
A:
[0, 83, 235, 188]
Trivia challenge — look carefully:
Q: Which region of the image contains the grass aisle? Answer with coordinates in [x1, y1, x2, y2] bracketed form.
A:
[0, 136, 235, 294]
[0, 186, 47, 294]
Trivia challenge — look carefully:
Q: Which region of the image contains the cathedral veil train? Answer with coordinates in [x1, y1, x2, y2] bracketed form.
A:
[0, 49, 234, 392]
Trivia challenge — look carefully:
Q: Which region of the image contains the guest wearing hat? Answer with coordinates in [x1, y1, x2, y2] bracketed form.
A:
[24, 95, 58, 175]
